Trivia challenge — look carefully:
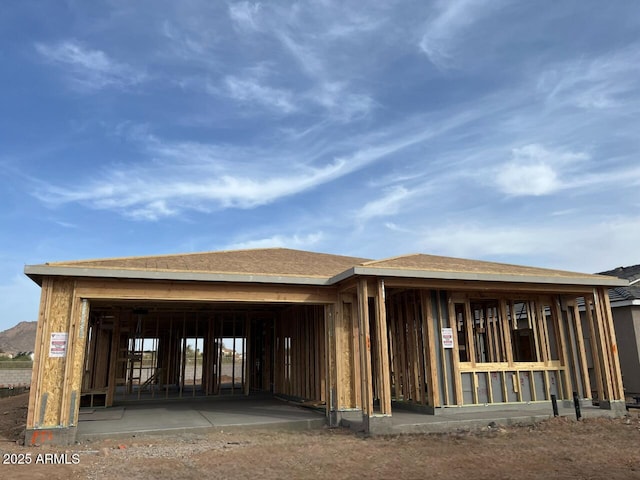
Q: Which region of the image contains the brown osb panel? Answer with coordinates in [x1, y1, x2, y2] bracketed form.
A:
[39, 278, 74, 427]
[338, 302, 354, 408]
[364, 254, 611, 280]
[47, 248, 370, 279]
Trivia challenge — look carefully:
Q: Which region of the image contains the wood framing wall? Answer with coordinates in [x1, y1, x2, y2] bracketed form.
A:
[27, 278, 88, 439]
[339, 279, 625, 420]
[27, 277, 335, 444]
[273, 305, 326, 402]
[26, 273, 624, 443]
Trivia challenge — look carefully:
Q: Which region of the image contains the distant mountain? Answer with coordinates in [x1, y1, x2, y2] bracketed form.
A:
[0, 321, 37, 354]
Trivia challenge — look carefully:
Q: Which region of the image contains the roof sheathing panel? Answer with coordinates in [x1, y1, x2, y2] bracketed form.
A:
[44, 248, 371, 279]
[364, 253, 608, 280]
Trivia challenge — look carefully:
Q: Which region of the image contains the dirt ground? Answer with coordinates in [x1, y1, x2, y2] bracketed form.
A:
[2, 392, 640, 480]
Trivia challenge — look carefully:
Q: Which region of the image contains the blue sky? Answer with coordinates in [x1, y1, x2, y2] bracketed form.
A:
[1, 1, 640, 331]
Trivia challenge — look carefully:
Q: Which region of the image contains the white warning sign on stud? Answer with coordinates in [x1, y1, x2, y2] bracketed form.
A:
[49, 332, 68, 358]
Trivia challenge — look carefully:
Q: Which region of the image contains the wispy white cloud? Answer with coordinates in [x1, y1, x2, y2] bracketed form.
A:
[223, 75, 297, 113]
[35, 40, 146, 91]
[494, 144, 588, 196]
[228, 1, 263, 32]
[357, 186, 415, 221]
[313, 81, 375, 121]
[228, 3, 379, 122]
[419, 0, 502, 69]
[36, 158, 348, 220]
[31, 103, 502, 220]
[490, 143, 640, 198]
[537, 45, 640, 110]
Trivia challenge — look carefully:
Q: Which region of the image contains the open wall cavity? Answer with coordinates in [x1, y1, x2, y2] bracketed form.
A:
[384, 289, 570, 409]
[81, 302, 326, 408]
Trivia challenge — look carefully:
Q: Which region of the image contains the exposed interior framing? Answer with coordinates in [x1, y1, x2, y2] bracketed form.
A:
[23, 249, 627, 444]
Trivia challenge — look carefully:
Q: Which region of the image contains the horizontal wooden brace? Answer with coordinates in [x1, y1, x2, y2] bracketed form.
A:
[75, 279, 339, 304]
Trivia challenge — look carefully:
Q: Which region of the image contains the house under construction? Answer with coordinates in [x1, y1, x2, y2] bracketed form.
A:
[23, 248, 627, 444]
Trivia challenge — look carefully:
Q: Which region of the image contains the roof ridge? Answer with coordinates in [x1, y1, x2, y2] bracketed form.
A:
[361, 253, 421, 266]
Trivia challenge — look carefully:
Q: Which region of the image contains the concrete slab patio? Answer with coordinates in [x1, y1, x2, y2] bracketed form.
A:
[77, 395, 624, 442]
[77, 395, 326, 442]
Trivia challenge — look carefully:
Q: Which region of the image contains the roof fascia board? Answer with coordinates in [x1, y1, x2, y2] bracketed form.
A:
[24, 265, 331, 286]
[327, 267, 357, 285]
[349, 266, 629, 287]
[610, 299, 640, 308]
[25, 263, 628, 289]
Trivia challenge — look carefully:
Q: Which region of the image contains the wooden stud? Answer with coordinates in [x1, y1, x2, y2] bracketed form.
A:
[599, 288, 624, 400]
[406, 294, 419, 402]
[351, 297, 362, 409]
[500, 370, 508, 403]
[591, 291, 613, 400]
[447, 296, 463, 405]
[324, 304, 334, 418]
[106, 312, 120, 406]
[375, 280, 392, 414]
[421, 291, 440, 407]
[528, 302, 541, 362]
[570, 302, 591, 398]
[551, 298, 572, 400]
[435, 292, 450, 405]
[499, 299, 514, 366]
[397, 297, 409, 401]
[529, 370, 537, 401]
[464, 301, 477, 366]
[357, 279, 373, 417]
[515, 371, 522, 402]
[486, 372, 494, 404]
[412, 291, 427, 405]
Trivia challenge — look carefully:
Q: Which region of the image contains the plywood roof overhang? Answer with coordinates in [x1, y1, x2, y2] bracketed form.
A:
[24, 248, 628, 289]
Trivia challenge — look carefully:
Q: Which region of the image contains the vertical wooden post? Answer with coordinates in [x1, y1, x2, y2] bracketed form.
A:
[584, 296, 604, 400]
[447, 296, 463, 405]
[591, 290, 613, 400]
[60, 294, 88, 426]
[499, 299, 514, 366]
[374, 280, 392, 415]
[599, 288, 624, 401]
[551, 298, 573, 400]
[421, 290, 440, 407]
[244, 313, 251, 395]
[570, 302, 591, 398]
[357, 279, 373, 417]
[325, 304, 334, 420]
[436, 292, 450, 406]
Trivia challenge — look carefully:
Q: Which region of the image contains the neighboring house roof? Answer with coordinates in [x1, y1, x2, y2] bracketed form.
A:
[599, 265, 640, 304]
[24, 248, 627, 288]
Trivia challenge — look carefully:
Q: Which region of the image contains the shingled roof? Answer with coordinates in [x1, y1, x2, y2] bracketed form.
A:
[599, 264, 640, 302]
[361, 254, 603, 280]
[24, 248, 626, 288]
[43, 248, 370, 279]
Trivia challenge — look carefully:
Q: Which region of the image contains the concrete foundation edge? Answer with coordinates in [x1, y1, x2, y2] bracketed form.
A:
[25, 426, 77, 446]
[598, 399, 627, 416]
